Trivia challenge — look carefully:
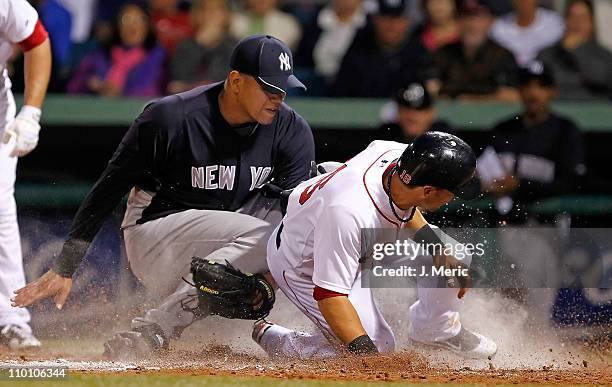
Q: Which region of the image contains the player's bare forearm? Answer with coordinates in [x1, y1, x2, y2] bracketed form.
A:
[317, 296, 366, 345]
[23, 38, 51, 108]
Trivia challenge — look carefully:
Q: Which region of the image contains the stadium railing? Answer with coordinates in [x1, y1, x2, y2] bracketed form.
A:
[13, 94, 612, 216]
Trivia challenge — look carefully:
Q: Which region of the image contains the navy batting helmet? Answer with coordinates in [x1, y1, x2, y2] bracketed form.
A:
[396, 131, 480, 200]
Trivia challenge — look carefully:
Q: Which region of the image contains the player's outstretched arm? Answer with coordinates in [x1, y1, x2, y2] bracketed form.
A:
[13, 96, 167, 310]
[403, 208, 471, 298]
[11, 270, 72, 310]
[318, 296, 377, 355]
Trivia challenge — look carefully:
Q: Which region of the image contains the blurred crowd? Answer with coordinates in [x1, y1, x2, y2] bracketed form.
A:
[10, 0, 612, 101]
[380, 66, 589, 221]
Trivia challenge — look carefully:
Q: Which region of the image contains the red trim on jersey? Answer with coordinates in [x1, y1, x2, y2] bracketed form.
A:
[18, 20, 48, 51]
[383, 162, 397, 179]
[362, 150, 402, 228]
[313, 285, 348, 301]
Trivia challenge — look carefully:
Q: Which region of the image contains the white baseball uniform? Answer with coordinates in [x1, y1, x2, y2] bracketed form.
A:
[261, 140, 465, 358]
[0, 0, 40, 332]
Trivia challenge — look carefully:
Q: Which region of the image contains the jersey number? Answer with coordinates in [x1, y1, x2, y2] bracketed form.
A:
[299, 164, 347, 204]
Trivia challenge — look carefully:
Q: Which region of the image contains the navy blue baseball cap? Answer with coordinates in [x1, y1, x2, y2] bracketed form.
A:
[518, 60, 555, 87]
[394, 83, 433, 110]
[229, 34, 306, 95]
[377, 0, 407, 16]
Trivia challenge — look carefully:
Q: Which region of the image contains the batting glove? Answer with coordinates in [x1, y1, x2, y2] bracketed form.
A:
[2, 105, 41, 157]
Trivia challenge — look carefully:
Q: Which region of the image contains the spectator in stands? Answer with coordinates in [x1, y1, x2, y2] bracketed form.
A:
[432, 0, 519, 101]
[537, 0, 612, 101]
[378, 82, 455, 142]
[481, 62, 586, 204]
[22, 0, 72, 93]
[95, 0, 131, 45]
[593, 0, 612, 52]
[490, 0, 564, 66]
[36, 0, 97, 93]
[36, 0, 72, 68]
[282, 0, 321, 27]
[67, 3, 166, 97]
[168, 0, 237, 94]
[482, 0, 513, 15]
[149, 0, 193, 55]
[56, 0, 96, 44]
[294, 0, 368, 88]
[332, 0, 432, 98]
[230, 0, 302, 50]
[415, 0, 460, 53]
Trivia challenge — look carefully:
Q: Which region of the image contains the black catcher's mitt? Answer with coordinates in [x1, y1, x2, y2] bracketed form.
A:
[187, 257, 275, 320]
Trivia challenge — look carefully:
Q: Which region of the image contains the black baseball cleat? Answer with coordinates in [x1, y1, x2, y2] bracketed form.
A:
[103, 324, 168, 360]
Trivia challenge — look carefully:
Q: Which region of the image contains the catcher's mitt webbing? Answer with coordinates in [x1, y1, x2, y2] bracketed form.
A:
[186, 257, 275, 320]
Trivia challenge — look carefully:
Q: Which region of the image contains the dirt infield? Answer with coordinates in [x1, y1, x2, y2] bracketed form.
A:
[2, 343, 610, 385]
[3, 290, 609, 385]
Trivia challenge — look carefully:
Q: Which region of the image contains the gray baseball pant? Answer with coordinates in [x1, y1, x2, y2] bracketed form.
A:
[121, 187, 281, 339]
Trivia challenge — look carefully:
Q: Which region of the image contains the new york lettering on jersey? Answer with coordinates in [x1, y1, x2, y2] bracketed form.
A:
[190, 165, 273, 191]
[191, 165, 236, 190]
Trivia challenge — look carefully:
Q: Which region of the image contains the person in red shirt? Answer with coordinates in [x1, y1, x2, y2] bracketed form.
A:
[149, 0, 193, 54]
[417, 0, 460, 52]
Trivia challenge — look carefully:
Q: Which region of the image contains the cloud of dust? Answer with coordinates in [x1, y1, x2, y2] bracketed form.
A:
[179, 288, 593, 371]
[377, 287, 592, 370]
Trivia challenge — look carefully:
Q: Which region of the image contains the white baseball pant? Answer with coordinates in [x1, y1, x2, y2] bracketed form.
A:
[260, 223, 464, 359]
[0, 85, 31, 331]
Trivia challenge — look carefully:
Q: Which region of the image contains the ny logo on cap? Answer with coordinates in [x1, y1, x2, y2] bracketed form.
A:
[279, 52, 291, 71]
[404, 83, 425, 104]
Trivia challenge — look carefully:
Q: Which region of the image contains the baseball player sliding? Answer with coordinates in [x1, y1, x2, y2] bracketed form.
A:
[0, 0, 51, 349]
[12, 35, 314, 357]
[249, 132, 497, 359]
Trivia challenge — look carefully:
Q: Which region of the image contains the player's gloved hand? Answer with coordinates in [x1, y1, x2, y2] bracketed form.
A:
[186, 257, 275, 320]
[11, 269, 72, 310]
[310, 161, 343, 178]
[260, 182, 293, 199]
[260, 182, 293, 214]
[2, 105, 41, 157]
